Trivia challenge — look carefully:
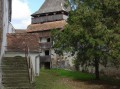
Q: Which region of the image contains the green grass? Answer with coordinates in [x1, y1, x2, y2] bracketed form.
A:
[35, 69, 120, 89]
[51, 69, 120, 85]
[35, 69, 72, 89]
[50, 69, 95, 81]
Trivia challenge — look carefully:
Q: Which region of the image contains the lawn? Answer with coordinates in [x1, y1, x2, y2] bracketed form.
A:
[51, 69, 95, 80]
[35, 69, 72, 89]
[35, 69, 120, 89]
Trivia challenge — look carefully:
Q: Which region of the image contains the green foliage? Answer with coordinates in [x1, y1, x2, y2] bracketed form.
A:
[52, 0, 120, 79]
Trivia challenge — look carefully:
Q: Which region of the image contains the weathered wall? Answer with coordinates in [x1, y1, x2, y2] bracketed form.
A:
[1, 0, 9, 57]
[0, 0, 3, 27]
[51, 49, 120, 78]
[8, 23, 15, 33]
[0, 0, 3, 88]
[0, 0, 13, 86]
[0, 0, 3, 52]
[0, 0, 13, 58]
[51, 50, 75, 70]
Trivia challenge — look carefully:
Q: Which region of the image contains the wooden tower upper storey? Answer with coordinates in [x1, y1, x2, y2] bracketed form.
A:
[31, 0, 71, 24]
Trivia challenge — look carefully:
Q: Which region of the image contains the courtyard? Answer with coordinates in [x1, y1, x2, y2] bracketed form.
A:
[35, 69, 120, 89]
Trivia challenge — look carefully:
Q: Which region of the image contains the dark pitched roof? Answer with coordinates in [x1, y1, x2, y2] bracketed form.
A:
[27, 20, 67, 32]
[32, 0, 71, 16]
[7, 33, 40, 52]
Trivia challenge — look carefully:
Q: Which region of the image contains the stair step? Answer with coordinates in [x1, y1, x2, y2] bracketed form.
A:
[2, 56, 34, 89]
[2, 60, 27, 62]
[1, 65, 28, 68]
[2, 67, 27, 70]
[3, 72, 28, 75]
[2, 63, 27, 65]
[3, 83, 33, 87]
[3, 57, 25, 59]
[3, 58, 26, 63]
[3, 70, 28, 72]
[4, 87, 34, 89]
[2, 79, 29, 82]
[2, 77, 29, 81]
[2, 59, 26, 62]
[2, 58, 27, 60]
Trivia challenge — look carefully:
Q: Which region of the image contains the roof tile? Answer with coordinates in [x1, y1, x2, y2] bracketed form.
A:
[32, 0, 71, 16]
[7, 33, 40, 52]
[27, 20, 67, 32]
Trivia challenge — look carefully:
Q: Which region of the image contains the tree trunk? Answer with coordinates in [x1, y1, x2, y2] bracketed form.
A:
[95, 58, 100, 80]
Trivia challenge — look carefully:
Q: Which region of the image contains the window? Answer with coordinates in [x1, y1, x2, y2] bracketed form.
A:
[39, 37, 42, 43]
[47, 38, 50, 42]
[45, 50, 49, 55]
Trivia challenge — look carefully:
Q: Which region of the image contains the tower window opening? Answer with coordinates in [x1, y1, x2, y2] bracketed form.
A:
[47, 38, 50, 42]
[45, 50, 49, 55]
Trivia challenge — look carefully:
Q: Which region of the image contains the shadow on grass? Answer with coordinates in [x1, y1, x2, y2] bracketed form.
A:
[50, 69, 120, 89]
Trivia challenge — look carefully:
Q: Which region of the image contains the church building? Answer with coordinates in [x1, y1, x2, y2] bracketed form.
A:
[5, 0, 73, 78]
[27, 0, 71, 69]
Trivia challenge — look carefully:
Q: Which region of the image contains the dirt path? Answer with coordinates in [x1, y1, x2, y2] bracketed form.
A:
[60, 78, 120, 89]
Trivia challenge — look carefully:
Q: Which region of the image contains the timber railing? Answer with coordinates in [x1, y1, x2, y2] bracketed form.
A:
[25, 46, 35, 83]
[39, 42, 52, 49]
[32, 14, 68, 24]
[40, 55, 51, 62]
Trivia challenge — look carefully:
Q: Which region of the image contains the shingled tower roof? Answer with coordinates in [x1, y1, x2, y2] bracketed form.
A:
[32, 0, 71, 16]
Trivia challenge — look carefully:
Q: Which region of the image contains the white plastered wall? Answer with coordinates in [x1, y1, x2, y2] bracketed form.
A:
[1, 0, 9, 58]
[7, 23, 15, 33]
[0, 0, 10, 88]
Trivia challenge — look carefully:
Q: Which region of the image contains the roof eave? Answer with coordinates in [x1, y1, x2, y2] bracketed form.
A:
[31, 10, 70, 17]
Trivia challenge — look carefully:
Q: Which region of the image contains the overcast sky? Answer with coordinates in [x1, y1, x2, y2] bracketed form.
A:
[12, 0, 45, 29]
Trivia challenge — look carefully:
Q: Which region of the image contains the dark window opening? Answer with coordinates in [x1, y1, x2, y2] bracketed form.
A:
[40, 62, 50, 69]
[45, 50, 49, 55]
[47, 38, 50, 42]
[39, 37, 42, 42]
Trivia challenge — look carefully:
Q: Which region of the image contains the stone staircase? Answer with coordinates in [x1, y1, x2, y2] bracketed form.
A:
[1, 56, 35, 89]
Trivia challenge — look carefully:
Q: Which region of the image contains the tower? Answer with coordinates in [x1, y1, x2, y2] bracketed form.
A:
[27, 0, 70, 69]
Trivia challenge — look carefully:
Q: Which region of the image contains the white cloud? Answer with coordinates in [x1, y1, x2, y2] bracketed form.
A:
[12, 0, 31, 29]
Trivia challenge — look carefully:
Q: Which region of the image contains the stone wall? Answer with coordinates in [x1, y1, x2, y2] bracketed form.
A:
[51, 50, 75, 70]
[51, 50, 120, 79]
[79, 64, 120, 79]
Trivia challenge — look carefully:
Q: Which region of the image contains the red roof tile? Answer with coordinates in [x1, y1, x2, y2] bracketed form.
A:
[27, 20, 67, 32]
[7, 33, 40, 52]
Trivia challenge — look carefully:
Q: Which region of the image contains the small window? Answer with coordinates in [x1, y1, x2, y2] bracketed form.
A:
[47, 38, 50, 42]
[39, 37, 42, 42]
[45, 50, 49, 55]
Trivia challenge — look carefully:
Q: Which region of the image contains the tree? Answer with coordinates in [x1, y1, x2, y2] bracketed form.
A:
[52, 0, 120, 80]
